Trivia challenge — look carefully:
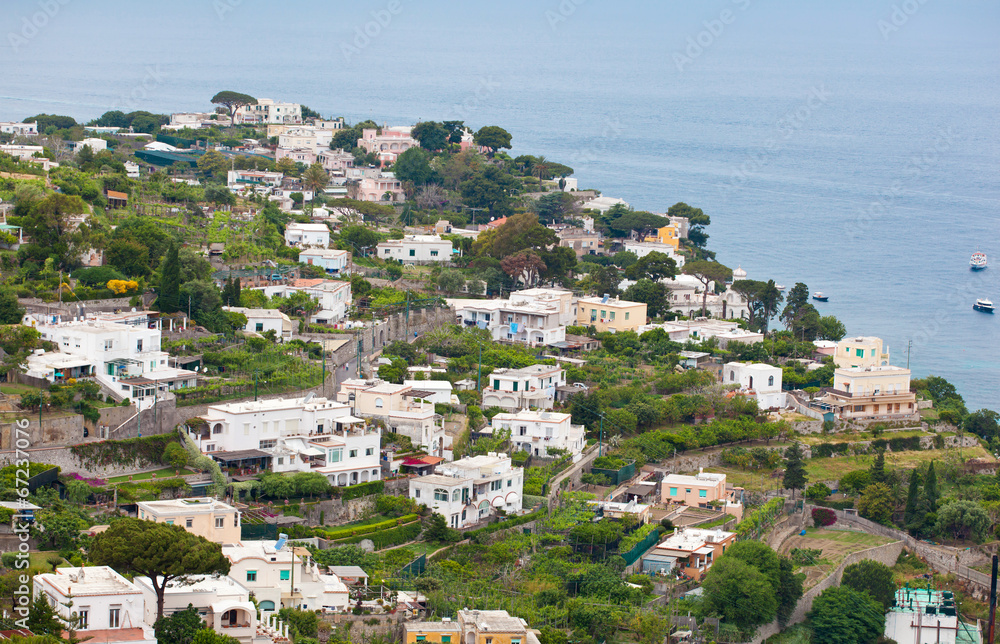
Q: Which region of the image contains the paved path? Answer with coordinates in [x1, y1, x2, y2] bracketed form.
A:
[546, 444, 601, 508]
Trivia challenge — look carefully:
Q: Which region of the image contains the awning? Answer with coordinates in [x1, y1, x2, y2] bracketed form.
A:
[491, 496, 505, 508]
[285, 439, 324, 457]
[695, 546, 714, 555]
[337, 415, 366, 425]
[211, 449, 270, 462]
[505, 491, 520, 504]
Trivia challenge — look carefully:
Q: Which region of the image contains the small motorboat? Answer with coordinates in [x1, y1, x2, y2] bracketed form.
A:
[812, 292, 828, 302]
[775, 284, 786, 291]
[973, 298, 994, 313]
[971, 251, 987, 271]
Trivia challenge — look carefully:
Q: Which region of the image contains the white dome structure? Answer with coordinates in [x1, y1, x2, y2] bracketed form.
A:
[732, 265, 747, 281]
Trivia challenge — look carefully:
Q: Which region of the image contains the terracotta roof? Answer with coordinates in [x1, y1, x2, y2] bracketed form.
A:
[290, 278, 324, 287]
[106, 190, 128, 200]
[63, 627, 150, 642]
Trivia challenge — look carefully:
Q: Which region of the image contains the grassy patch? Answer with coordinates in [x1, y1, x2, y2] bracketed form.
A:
[702, 466, 779, 494]
[796, 527, 893, 548]
[0, 383, 42, 396]
[107, 467, 196, 483]
[29, 551, 65, 570]
[764, 623, 812, 644]
[804, 447, 990, 482]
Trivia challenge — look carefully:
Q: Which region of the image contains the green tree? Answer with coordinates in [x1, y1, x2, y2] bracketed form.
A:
[159, 243, 181, 313]
[725, 541, 781, 588]
[210, 91, 257, 124]
[473, 125, 512, 154]
[783, 442, 808, 497]
[163, 442, 189, 470]
[192, 630, 240, 644]
[436, 269, 467, 294]
[196, 149, 230, 179]
[89, 518, 231, 621]
[339, 225, 380, 256]
[0, 289, 25, 325]
[842, 560, 896, 610]
[302, 163, 329, 194]
[806, 482, 831, 501]
[818, 315, 847, 341]
[422, 513, 460, 542]
[683, 261, 733, 317]
[460, 165, 519, 216]
[393, 147, 436, 186]
[292, 472, 330, 498]
[702, 557, 778, 629]
[606, 211, 668, 237]
[378, 357, 409, 384]
[935, 500, 990, 542]
[107, 238, 151, 277]
[624, 251, 678, 282]
[857, 483, 894, 525]
[25, 594, 63, 636]
[965, 409, 1000, 441]
[777, 557, 804, 626]
[622, 279, 670, 318]
[869, 449, 887, 484]
[839, 470, 873, 495]
[411, 121, 449, 151]
[154, 604, 204, 644]
[903, 469, 922, 533]
[924, 460, 939, 513]
[807, 586, 885, 644]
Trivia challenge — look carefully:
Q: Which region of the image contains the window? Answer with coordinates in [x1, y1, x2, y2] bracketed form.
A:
[104, 340, 113, 351]
[452, 490, 461, 502]
[600, 309, 606, 319]
[409, 249, 416, 257]
[730, 371, 735, 381]
[255, 322, 264, 332]
[856, 348, 864, 357]
[365, 447, 374, 456]
[507, 478, 513, 487]
[215, 517, 225, 528]
[513, 381, 518, 392]
[625, 312, 629, 320]
[329, 448, 342, 463]
[442, 635, 451, 643]
[166, 519, 174, 525]
[259, 439, 276, 449]
[512, 639, 521, 644]
[384, 248, 390, 254]
[349, 449, 358, 458]
[109, 607, 121, 628]
[686, 489, 691, 494]
[590, 309, 597, 322]
[854, 405, 865, 412]
[136, 340, 143, 352]
[414, 488, 420, 498]
[430, 250, 438, 256]
[494, 379, 500, 390]
[186, 518, 193, 528]
[247, 571, 257, 582]
[768, 375, 774, 386]
[280, 570, 290, 581]
[699, 489, 707, 498]
[434, 488, 448, 501]
[77, 609, 88, 629]
[610, 311, 615, 320]
[670, 487, 677, 496]
[277, 457, 284, 465]
[416, 637, 426, 642]
[375, 397, 384, 408]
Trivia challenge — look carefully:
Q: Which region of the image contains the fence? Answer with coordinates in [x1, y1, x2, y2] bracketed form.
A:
[591, 460, 636, 486]
[241, 522, 278, 541]
[397, 553, 426, 578]
[619, 528, 662, 566]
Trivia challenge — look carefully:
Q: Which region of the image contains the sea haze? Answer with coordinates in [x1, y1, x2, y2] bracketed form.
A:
[1, 0, 997, 410]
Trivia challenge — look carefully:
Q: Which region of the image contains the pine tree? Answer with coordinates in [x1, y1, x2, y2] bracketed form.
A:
[870, 449, 887, 484]
[782, 442, 808, 498]
[159, 243, 181, 313]
[903, 469, 922, 532]
[924, 460, 939, 513]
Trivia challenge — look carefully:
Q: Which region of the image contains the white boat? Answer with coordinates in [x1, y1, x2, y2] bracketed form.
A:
[812, 292, 828, 302]
[775, 284, 786, 291]
[973, 298, 994, 313]
[971, 251, 987, 271]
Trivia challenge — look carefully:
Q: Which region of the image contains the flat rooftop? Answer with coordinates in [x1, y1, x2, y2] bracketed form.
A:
[35, 567, 137, 597]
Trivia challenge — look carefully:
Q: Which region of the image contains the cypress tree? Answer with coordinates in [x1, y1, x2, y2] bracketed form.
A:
[903, 469, 922, 532]
[870, 449, 887, 484]
[158, 243, 181, 313]
[782, 442, 808, 498]
[924, 461, 939, 513]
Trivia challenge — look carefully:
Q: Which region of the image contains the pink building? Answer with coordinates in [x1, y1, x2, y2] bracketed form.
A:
[356, 127, 417, 164]
[275, 147, 317, 164]
[352, 174, 405, 202]
[662, 469, 743, 520]
[319, 148, 355, 172]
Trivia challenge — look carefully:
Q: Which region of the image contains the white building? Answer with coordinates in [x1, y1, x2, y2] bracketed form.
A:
[622, 240, 686, 268]
[23, 314, 197, 408]
[195, 395, 380, 486]
[259, 279, 351, 324]
[376, 235, 453, 263]
[884, 587, 981, 644]
[223, 306, 294, 340]
[0, 121, 38, 136]
[638, 319, 763, 348]
[235, 99, 302, 125]
[34, 567, 157, 644]
[227, 170, 284, 194]
[481, 364, 566, 411]
[335, 379, 448, 456]
[723, 362, 785, 408]
[409, 453, 523, 529]
[299, 247, 350, 274]
[582, 196, 630, 213]
[134, 574, 286, 644]
[124, 161, 141, 178]
[222, 540, 350, 613]
[449, 291, 571, 348]
[284, 222, 330, 248]
[489, 409, 586, 459]
[402, 379, 454, 405]
[659, 275, 751, 320]
[69, 138, 108, 154]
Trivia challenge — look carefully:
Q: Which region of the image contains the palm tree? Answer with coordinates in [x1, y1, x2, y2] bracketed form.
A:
[302, 162, 329, 194]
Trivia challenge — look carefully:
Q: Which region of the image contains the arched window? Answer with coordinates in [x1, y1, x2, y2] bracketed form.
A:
[452, 489, 461, 502]
[768, 375, 774, 387]
[375, 397, 384, 408]
[434, 488, 448, 501]
[729, 371, 735, 382]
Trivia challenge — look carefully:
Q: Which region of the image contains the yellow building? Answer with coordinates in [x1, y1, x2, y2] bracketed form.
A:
[136, 497, 241, 544]
[577, 296, 647, 333]
[655, 224, 680, 250]
[834, 336, 890, 369]
[823, 365, 917, 419]
[404, 621, 461, 644]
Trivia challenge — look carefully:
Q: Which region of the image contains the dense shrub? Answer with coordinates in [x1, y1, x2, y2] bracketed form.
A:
[812, 442, 852, 458]
[811, 507, 836, 527]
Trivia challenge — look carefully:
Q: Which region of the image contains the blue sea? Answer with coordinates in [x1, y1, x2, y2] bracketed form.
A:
[2, 0, 997, 410]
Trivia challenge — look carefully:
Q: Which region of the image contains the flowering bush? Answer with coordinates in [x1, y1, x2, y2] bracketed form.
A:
[812, 507, 837, 528]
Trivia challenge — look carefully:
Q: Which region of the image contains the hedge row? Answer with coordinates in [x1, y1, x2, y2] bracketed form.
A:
[466, 508, 547, 543]
[814, 498, 855, 511]
[336, 520, 422, 549]
[338, 480, 384, 500]
[811, 442, 852, 458]
[70, 435, 178, 470]
[319, 513, 419, 540]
